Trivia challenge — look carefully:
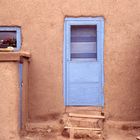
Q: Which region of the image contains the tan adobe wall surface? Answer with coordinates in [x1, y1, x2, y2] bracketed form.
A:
[0, 0, 139, 122]
[0, 62, 20, 139]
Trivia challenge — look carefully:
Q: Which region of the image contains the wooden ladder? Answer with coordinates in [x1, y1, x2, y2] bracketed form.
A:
[64, 113, 105, 139]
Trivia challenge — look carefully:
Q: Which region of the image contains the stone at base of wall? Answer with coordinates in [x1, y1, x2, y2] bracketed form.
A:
[105, 120, 140, 130]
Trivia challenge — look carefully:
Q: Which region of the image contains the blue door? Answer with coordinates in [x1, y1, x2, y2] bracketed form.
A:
[64, 17, 104, 106]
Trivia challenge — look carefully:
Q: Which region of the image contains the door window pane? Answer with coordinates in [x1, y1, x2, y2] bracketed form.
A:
[71, 25, 97, 61]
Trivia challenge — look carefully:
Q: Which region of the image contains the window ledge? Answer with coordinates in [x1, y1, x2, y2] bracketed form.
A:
[0, 51, 31, 62]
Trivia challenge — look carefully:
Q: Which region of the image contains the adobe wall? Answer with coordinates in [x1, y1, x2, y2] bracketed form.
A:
[0, 62, 20, 139]
[0, 0, 140, 122]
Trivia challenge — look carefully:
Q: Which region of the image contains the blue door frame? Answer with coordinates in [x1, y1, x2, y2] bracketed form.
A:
[63, 17, 104, 106]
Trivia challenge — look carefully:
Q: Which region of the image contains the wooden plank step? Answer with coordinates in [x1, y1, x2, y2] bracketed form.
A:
[68, 117, 99, 122]
[69, 113, 105, 119]
[67, 117, 103, 128]
[64, 126, 102, 131]
[66, 107, 104, 115]
[69, 111, 102, 116]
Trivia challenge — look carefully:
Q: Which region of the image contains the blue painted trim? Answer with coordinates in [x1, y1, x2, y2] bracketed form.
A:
[63, 21, 67, 105]
[64, 17, 104, 106]
[19, 64, 23, 128]
[65, 17, 104, 21]
[101, 19, 104, 106]
[0, 27, 21, 51]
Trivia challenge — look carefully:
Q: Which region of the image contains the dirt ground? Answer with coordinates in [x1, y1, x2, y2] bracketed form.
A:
[105, 128, 140, 140]
[21, 127, 140, 140]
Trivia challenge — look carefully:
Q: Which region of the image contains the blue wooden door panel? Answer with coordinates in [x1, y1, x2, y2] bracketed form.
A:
[67, 83, 99, 105]
[64, 17, 104, 106]
[68, 62, 100, 83]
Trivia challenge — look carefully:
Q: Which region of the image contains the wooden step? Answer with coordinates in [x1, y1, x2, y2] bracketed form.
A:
[66, 107, 103, 116]
[67, 117, 104, 128]
[66, 106, 103, 112]
[68, 117, 99, 122]
[69, 113, 105, 119]
[64, 126, 102, 131]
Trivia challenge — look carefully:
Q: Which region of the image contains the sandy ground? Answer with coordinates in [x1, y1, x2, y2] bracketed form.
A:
[21, 127, 140, 140]
[105, 128, 140, 140]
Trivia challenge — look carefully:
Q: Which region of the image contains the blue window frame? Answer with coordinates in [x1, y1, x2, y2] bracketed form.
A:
[63, 17, 104, 106]
[64, 17, 104, 62]
[71, 25, 97, 61]
[0, 27, 21, 51]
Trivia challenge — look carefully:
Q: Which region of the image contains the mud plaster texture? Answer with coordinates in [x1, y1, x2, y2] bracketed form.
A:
[21, 127, 140, 140]
[0, 0, 140, 123]
[0, 62, 20, 140]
